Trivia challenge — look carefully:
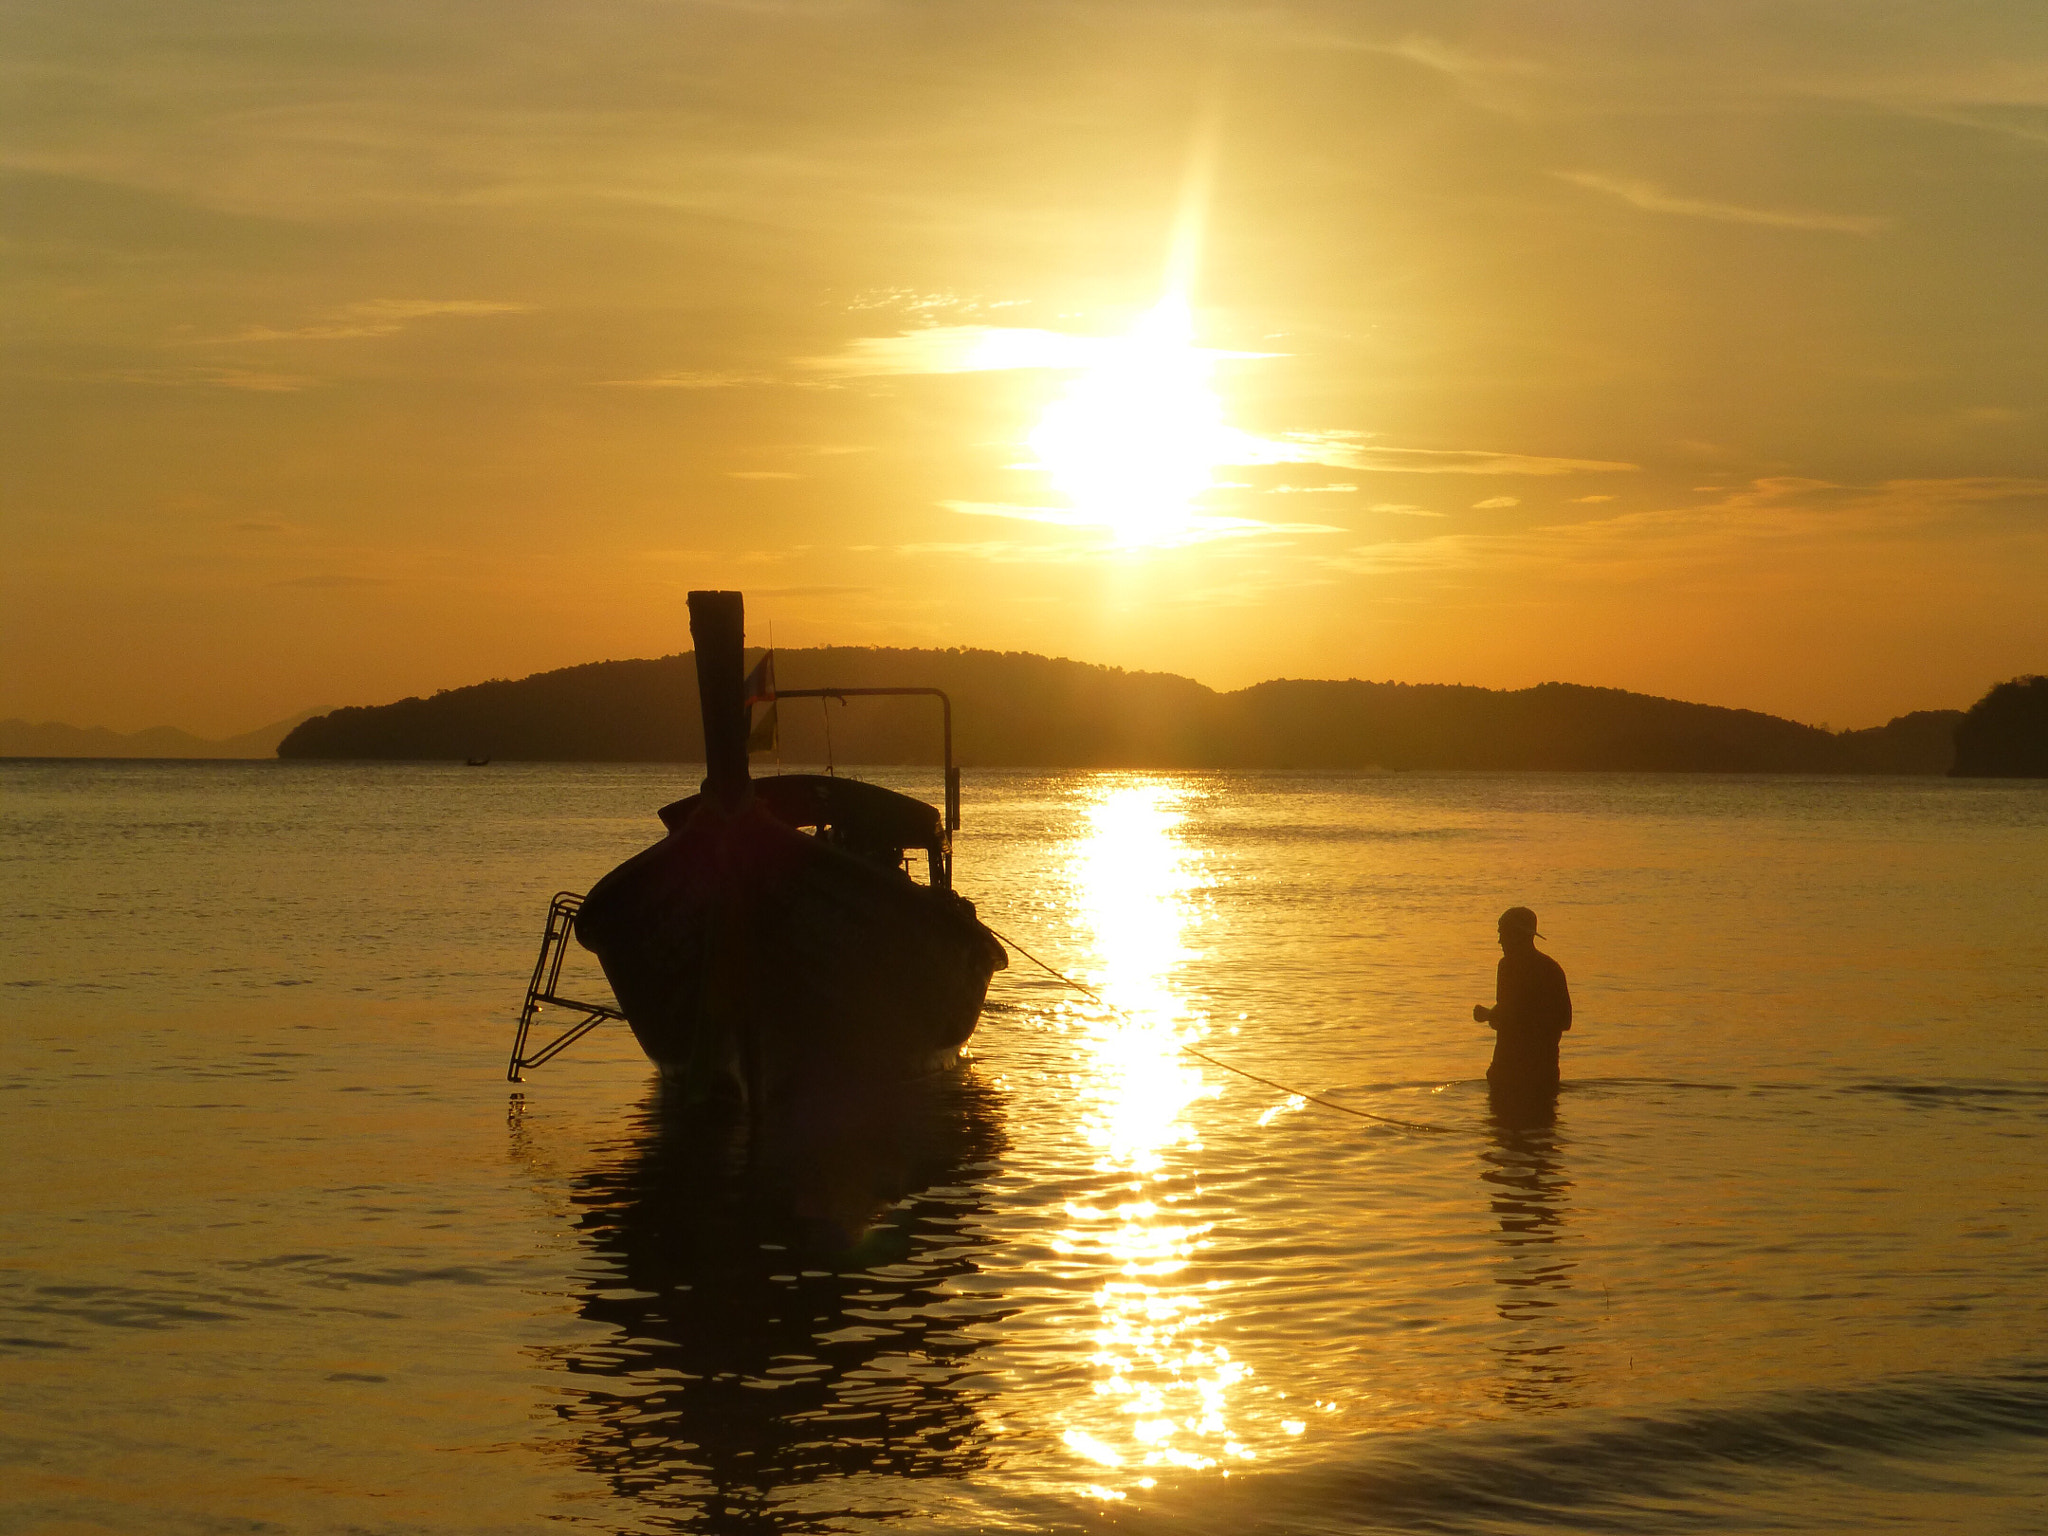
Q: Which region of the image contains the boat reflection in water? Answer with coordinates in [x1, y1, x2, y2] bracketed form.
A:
[514, 1072, 1008, 1530]
[1047, 781, 1276, 1490]
[1481, 1088, 1580, 1413]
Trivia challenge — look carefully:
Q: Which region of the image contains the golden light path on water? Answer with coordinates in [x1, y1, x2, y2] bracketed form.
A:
[1046, 781, 1305, 1497]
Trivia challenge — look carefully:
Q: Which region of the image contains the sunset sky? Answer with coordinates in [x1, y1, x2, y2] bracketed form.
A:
[5, 1, 2044, 735]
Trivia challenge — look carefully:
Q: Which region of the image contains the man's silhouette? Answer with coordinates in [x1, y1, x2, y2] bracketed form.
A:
[1474, 907, 1572, 1096]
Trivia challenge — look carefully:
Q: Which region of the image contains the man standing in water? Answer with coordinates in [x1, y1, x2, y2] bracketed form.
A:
[1474, 907, 1572, 1094]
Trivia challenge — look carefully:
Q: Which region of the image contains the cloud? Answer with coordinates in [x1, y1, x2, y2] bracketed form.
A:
[1358, 35, 1547, 88]
[1553, 172, 1890, 235]
[635, 545, 822, 566]
[1472, 496, 1521, 509]
[1262, 432, 1637, 476]
[1283, 10, 2048, 125]
[1324, 535, 1473, 577]
[943, 500, 1097, 528]
[598, 370, 771, 389]
[1512, 476, 2048, 586]
[809, 326, 1101, 376]
[804, 325, 1273, 377]
[1897, 107, 2048, 148]
[1277, 24, 1548, 100]
[896, 537, 1098, 565]
[943, 500, 1345, 546]
[845, 289, 1031, 317]
[1369, 503, 1447, 517]
[270, 574, 390, 588]
[211, 299, 533, 344]
[115, 367, 317, 392]
[1325, 475, 2048, 586]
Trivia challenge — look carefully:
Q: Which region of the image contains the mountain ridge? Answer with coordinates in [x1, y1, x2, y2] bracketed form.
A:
[274, 649, 1962, 774]
[1, 709, 329, 760]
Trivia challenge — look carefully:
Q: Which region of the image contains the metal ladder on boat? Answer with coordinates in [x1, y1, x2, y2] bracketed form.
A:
[506, 892, 624, 1082]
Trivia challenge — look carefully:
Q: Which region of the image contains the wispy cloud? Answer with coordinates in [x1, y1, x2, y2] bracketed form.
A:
[943, 500, 1097, 528]
[114, 367, 317, 392]
[204, 299, 533, 344]
[944, 500, 1344, 546]
[896, 537, 1096, 565]
[804, 325, 1272, 377]
[1325, 475, 2048, 585]
[844, 289, 1031, 317]
[598, 370, 772, 389]
[270, 574, 390, 588]
[1263, 432, 1637, 476]
[635, 545, 811, 566]
[1553, 172, 1889, 235]
[1893, 106, 2048, 148]
[1284, 27, 1546, 95]
[809, 326, 1099, 376]
[1323, 535, 1472, 577]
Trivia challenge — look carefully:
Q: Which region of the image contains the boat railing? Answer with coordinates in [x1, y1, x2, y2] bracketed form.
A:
[506, 891, 624, 1082]
[772, 687, 959, 832]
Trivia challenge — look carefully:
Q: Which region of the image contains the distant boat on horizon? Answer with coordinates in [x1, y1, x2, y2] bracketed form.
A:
[510, 590, 1006, 1118]
[464, 757, 490, 766]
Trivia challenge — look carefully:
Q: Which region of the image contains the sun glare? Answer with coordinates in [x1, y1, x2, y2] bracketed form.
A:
[1028, 296, 1234, 547]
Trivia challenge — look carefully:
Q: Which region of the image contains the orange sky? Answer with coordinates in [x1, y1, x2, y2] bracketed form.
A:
[4, 2, 2044, 735]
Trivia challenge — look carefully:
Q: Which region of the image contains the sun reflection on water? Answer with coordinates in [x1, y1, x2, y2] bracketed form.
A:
[1049, 779, 1268, 1487]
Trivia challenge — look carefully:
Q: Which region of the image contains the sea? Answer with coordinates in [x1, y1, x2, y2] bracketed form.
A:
[3, 761, 2046, 1535]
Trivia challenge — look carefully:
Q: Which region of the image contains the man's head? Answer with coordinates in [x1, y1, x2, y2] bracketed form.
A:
[1498, 907, 1541, 949]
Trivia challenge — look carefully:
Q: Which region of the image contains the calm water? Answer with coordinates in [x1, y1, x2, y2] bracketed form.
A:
[4, 762, 2046, 1534]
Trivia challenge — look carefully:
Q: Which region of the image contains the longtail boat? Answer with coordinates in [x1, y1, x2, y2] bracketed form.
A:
[509, 590, 1006, 1110]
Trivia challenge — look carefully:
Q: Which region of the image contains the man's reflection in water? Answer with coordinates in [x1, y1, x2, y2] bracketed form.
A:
[1481, 1083, 1577, 1413]
[512, 1071, 1008, 1532]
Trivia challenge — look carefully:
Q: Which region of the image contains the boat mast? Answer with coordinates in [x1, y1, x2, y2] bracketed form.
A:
[688, 589, 751, 808]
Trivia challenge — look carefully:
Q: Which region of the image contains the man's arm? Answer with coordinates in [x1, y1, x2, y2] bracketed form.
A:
[1474, 957, 1507, 1027]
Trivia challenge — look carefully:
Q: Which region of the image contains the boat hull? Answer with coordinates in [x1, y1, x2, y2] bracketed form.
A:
[573, 796, 1006, 1106]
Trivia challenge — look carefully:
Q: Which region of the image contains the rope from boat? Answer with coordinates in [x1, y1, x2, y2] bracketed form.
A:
[985, 924, 1461, 1136]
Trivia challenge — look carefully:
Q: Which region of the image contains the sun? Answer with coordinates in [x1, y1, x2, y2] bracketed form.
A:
[1027, 296, 1234, 547]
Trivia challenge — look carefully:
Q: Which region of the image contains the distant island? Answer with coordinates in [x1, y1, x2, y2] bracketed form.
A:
[275, 648, 1970, 774]
[0, 709, 326, 760]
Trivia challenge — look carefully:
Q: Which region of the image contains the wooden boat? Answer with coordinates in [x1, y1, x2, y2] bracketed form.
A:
[568, 591, 1006, 1110]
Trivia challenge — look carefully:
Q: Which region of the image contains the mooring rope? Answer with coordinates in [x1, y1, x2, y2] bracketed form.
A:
[985, 923, 1462, 1136]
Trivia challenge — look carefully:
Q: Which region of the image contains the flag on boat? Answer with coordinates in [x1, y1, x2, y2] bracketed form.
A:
[745, 651, 777, 752]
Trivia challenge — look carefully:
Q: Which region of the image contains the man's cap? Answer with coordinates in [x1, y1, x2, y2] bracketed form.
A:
[1498, 906, 1543, 937]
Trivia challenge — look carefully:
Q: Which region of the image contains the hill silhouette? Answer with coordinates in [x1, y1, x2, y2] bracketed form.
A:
[276, 648, 1959, 774]
[1950, 675, 2048, 777]
[2, 709, 327, 760]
